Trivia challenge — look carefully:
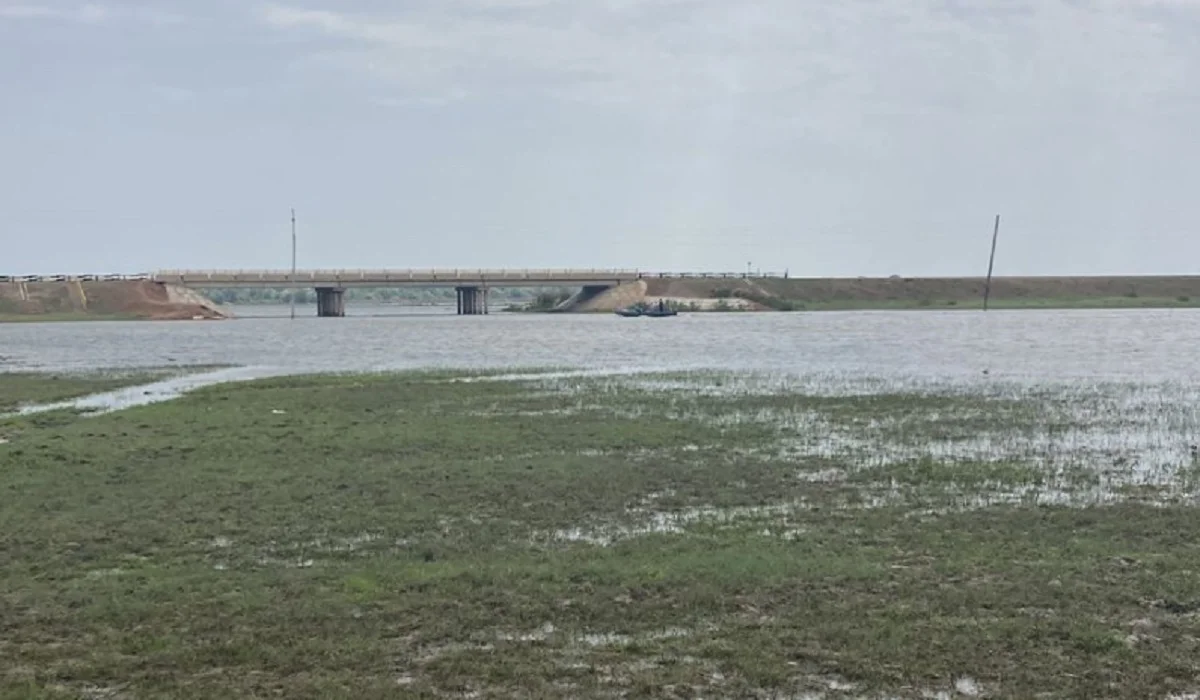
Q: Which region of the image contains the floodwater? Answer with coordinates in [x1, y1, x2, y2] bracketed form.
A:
[2, 306, 1199, 384]
[8, 366, 277, 416]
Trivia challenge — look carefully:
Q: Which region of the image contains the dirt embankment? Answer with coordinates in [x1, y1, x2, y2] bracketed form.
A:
[645, 275, 1200, 303]
[566, 276, 1200, 312]
[0, 281, 227, 320]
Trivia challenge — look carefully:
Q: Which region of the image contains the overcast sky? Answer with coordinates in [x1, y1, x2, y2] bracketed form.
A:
[2, 0, 1199, 276]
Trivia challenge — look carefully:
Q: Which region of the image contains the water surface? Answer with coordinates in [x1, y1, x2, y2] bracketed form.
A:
[2, 306, 1198, 386]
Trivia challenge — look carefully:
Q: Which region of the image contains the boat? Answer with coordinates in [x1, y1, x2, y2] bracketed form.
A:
[615, 301, 678, 318]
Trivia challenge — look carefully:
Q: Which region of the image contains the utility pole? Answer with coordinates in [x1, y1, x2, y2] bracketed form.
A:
[983, 214, 1001, 312]
[290, 209, 297, 320]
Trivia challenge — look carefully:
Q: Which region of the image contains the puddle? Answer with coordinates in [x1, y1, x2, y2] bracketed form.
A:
[415, 641, 495, 664]
[255, 556, 316, 569]
[446, 367, 679, 384]
[579, 632, 632, 647]
[85, 568, 128, 580]
[954, 677, 981, 697]
[275, 532, 387, 554]
[550, 478, 1177, 546]
[498, 622, 556, 642]
[824, 678, 857, 692]
[552, 502, 817, 546]
[463, 405, 606, 418]
[602, 371, 1036, 399]
[77, 685, 125, 700]
[798, 468, 847, 482]
[204, 532, 400, 571]
[8, 366, 284, 417]
[579, 627, 692, 648]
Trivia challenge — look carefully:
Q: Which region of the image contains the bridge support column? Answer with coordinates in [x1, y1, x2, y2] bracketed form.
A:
[455, 286, 487, 316]
[315, 287, 346, 317]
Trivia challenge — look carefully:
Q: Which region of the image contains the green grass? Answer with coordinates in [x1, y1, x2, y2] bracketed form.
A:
[1, 371, 1199, 698]
[544, 294, 1200, 313]
[0, 370, 184, 412]
[985, 295, 1200, 310]
[723, 296, 1200, 312]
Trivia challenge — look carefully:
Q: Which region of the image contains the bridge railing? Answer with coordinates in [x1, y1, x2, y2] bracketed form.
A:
[636, 271, 790, 279]
[7, 270, 798, 284]
[152, 268, 648, 281]
[1, 273, 151, 282]
[151, 269, 791, 281]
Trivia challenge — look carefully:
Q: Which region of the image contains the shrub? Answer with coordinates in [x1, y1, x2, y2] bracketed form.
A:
[733, 290, 796, 311]
[527, 291, 572, 311]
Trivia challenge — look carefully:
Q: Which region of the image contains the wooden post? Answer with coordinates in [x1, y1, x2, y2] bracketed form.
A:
[290, 209, 297, 320]
[983, 215, 1001, 311]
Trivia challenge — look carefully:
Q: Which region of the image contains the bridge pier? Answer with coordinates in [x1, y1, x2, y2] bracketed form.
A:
[315, 287, 346, 317]
[455, 286, 488, 316]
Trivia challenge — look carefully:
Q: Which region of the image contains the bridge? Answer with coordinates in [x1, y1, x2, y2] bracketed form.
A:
[150, 268, 770, 316]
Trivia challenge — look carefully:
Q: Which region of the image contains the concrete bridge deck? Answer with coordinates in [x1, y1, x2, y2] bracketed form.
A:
[152, 269, 702, 317]
[150, 270, 782, 316]
[151, 269, 655, 288]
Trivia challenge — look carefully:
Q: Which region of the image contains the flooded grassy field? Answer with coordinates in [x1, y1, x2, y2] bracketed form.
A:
[2, 369, 1199, 698]
[0, 369, 189, 414]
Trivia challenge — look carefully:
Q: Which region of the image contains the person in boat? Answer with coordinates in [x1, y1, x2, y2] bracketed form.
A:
[658, 299, 666, 313]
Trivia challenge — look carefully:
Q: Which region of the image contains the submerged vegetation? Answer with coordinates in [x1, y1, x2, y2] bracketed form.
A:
[1, 370, 1199, 698]
[0, 369, 180, 413]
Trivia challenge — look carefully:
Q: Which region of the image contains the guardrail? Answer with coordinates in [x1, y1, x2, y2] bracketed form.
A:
[152, 268, 643, 278]
[0, 274, 150, 283]
[2, 270, 796, 283]
[149, 269, 792, 281]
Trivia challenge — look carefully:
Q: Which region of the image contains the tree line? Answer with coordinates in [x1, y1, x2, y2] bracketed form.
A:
[205, 287, 570, 305]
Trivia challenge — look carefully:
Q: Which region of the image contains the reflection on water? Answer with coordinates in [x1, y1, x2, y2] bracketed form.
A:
[2, 306, 1200, 385]
[227, 303, 460, 319]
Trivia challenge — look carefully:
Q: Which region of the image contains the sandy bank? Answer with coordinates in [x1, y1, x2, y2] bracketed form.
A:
[0, 281, 227, 321]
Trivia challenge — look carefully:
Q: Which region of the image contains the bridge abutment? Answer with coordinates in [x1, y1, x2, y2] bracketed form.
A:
[316, 287, 346, 317]
[455, 286, 488, 315]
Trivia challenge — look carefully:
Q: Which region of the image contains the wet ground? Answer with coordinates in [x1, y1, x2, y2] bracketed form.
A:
[5, 309, 1200, 698]
[5, 366, 282, 416]
[4, 364, 1200, 697]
